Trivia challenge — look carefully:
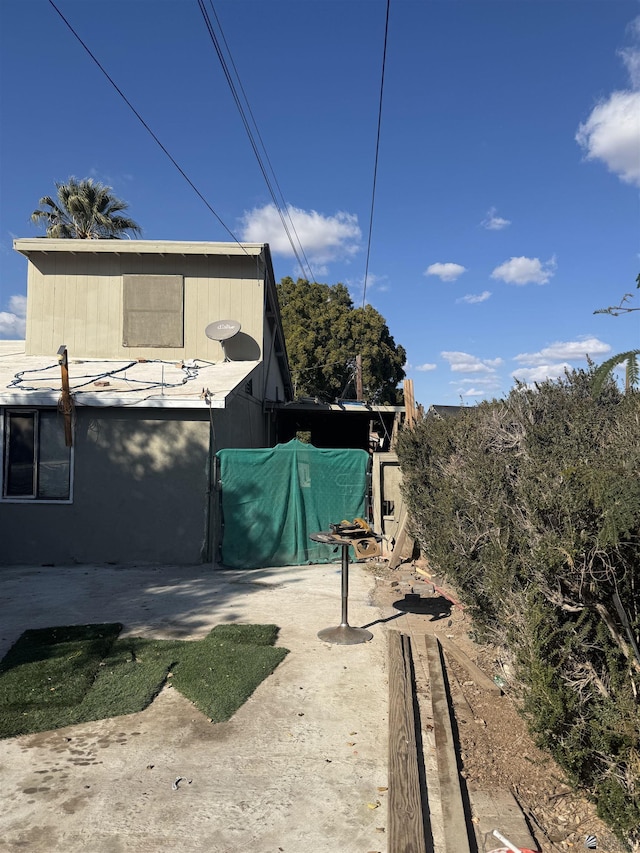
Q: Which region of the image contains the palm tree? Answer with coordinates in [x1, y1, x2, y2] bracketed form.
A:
[31, 177, 141, 239]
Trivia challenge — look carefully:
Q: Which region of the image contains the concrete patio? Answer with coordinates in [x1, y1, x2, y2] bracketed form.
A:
[0, 562, 390, 853]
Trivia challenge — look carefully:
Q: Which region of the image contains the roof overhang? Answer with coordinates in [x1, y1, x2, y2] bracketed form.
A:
[13, 239, 268, 258]
[271, 400, 405, 414]
[0, 342, 259, 410]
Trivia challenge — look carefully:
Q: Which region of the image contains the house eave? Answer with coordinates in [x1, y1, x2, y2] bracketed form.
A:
[13, 238, 268, 258]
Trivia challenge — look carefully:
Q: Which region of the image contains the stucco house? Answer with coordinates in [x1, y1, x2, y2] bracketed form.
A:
[0, 239, 292, 566]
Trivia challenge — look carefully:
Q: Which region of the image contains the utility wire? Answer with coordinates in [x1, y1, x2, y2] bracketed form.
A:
[204, 1, 317, 283]
[47, 0, 250, 254]
[361, 0, 391, 309]
[198, 0, 316, 282]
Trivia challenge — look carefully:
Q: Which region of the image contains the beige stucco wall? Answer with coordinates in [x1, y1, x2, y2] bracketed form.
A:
[0, 398, 269, 566]
[24, 252, 265, 362]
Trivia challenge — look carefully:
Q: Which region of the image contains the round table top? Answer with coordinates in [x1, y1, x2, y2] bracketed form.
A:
[309, 530, 381, 546]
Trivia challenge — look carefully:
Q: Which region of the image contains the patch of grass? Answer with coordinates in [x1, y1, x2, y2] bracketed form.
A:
[0, 624, 122, 710]
[173, 625, 288, 722]
[0, 624, 288, 739]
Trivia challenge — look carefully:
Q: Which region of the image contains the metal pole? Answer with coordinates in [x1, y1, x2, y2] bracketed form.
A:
[340, 544, 350, 627]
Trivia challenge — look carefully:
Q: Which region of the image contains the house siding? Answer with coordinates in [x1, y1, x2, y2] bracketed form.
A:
[0, 400, 267, 566]
[25, 252, 264, 363]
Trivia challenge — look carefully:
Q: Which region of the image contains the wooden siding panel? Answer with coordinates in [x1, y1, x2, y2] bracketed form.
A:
[24, 250, 267, 363]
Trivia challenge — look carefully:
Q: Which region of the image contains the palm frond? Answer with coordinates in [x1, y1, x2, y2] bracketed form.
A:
[592, 350, 640, 396]
[31, 177, 141, 239]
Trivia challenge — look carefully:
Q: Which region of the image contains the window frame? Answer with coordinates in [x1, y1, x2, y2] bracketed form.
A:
[1, 407, 74, 504]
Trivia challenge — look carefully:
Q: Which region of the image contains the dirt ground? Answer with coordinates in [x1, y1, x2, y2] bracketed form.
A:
[368, 559, 629, 853]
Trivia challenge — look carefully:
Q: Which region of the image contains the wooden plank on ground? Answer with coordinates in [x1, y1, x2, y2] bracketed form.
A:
[389, 505, 415, 570]
[440, 638, 503, 695]
[424, 634, 472, 853]
[388, 630, 427, 853]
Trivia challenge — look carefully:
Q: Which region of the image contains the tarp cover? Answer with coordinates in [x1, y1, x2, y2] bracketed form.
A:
[217, 439, 369, 569]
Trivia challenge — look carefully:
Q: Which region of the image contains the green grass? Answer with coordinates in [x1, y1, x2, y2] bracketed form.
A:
[0, 623, 288, 739]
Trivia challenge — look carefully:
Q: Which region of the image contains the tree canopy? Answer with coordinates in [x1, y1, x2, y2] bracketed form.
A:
[276, 277, 406, 404]
[31, 177, 141, 239]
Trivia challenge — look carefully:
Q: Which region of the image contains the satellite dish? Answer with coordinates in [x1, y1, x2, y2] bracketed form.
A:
[205, 319, 241, 341]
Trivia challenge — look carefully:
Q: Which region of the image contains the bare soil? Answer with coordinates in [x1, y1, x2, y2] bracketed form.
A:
[368, 559, 629, 853]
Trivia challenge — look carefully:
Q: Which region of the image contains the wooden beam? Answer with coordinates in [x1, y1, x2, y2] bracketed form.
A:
[389, 504, 415, 570]
[404, 379, 416, 429]
[424, 635, 472, 853]
[440, 638, 503, 695]
[57, 345, 73, 447]
[388, 630, 427, 852]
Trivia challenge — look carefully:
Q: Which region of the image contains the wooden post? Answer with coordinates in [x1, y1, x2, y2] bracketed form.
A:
[57, 345, 73, 447]
[403, 379, 416, 428]
[355, 354, 363, 401]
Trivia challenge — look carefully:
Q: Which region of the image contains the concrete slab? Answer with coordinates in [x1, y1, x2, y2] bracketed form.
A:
[0, 563, 390, 853]
[470, 787, 538, 852]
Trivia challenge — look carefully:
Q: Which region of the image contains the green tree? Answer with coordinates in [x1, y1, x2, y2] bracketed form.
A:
[276, 277, 406, 403]
[31, 177, 141, 239]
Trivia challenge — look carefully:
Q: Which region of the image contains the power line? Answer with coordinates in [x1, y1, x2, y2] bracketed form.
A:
[361, 0, 391, 308]
[47, 0, 250, 254]
[204, 1, 317, 284]
[198, 0, 317, 282]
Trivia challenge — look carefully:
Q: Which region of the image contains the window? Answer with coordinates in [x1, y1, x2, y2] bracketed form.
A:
[122, 275, 184, 348]
[2, 410, 72, 500]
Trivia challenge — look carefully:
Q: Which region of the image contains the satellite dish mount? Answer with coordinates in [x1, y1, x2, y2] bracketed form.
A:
[205, 319, 242, 361]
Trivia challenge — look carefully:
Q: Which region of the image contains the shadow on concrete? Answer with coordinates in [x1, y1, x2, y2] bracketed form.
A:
[0, 564, 307, 660]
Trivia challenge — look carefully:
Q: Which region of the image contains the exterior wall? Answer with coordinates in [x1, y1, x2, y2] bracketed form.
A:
[371, 452, 403, 556]
[25, 252, 264, 362]
[0, 399, 269, 567]
[261, 318, 287, 404]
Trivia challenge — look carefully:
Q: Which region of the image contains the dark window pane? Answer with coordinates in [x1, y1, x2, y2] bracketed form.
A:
[38, 412, 70, 499]
[5, 413, 36, 497]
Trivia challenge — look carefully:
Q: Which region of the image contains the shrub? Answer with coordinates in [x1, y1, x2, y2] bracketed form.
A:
[397, 371, 640, 847]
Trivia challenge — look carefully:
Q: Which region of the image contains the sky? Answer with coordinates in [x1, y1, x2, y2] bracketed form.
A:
[1, 0, 638, 407]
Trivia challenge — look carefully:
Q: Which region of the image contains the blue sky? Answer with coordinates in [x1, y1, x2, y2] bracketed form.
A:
[1, 0, 638, 406]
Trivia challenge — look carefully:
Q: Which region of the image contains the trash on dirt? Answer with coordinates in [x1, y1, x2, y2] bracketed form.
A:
[489, 828, 537, 853]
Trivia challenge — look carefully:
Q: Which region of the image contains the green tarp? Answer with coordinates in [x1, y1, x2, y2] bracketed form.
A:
[217, 439, 369, 569]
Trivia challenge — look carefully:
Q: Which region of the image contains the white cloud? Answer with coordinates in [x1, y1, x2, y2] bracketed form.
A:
[0, 295, 26, 338]
[575, 17, 640, 187]
[424, 262, 467, 282]
[511, 363, 572, 384]
[240, 203, 361, 266]
[347, 272, 389, 302]
[415, 363, 437, 372]
[576, 91, 640, 187]
[620, 46, 640, 88]
[454, 377, 501, 387]
[457, 290, 492, 304]
[461, 387, 490, 397]
[481, 207, 511, 230]
[514, 337, 611, 365]
[441, 351, 503, 373]
[491, 255, 556, 286]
